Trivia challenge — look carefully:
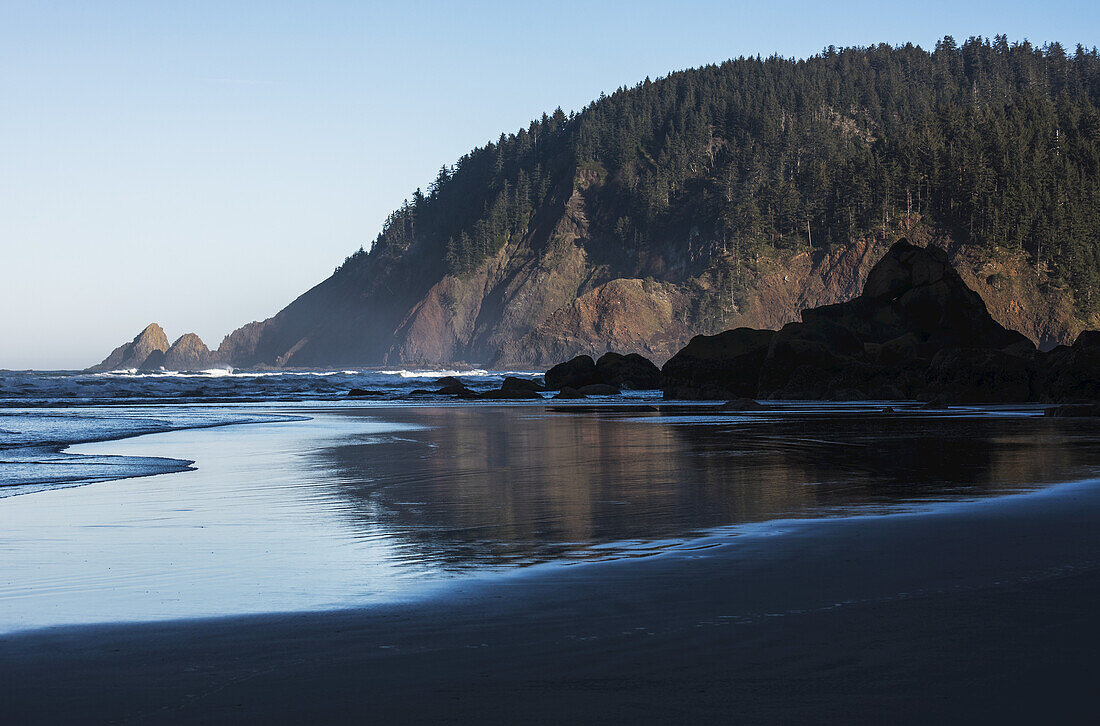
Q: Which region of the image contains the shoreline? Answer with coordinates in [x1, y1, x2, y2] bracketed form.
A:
[4, 467, 1100, 723]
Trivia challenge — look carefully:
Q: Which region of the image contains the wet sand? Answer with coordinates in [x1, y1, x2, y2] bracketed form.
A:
[4, 471, 1100, 724]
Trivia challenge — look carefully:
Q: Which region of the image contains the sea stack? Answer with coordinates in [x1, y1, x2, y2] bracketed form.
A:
[86, 323, 170, 372]
[163, 333, 216, 371]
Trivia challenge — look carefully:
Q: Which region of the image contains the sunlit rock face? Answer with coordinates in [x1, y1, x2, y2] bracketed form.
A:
[87, 323, 170, 372]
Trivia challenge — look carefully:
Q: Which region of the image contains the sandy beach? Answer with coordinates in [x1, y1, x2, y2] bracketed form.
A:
[3, 406, 1100, 723]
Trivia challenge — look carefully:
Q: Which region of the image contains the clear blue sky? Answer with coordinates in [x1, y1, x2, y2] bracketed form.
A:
[2, 0, 1097, 369]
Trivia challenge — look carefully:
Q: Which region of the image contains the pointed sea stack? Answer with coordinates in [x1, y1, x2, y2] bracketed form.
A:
[86, 323, 171, 372]
[163, 333, 216, 371]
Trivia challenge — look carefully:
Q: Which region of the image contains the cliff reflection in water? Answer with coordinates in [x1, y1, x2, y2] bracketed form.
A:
[312, 407, 1100, 570]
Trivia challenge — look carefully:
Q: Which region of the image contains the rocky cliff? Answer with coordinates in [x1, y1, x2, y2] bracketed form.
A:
[207, 214, 1080, 370]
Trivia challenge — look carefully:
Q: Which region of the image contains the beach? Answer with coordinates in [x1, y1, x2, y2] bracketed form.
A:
[3, 470, 1099, 723]
[3, 403, 1100, 722]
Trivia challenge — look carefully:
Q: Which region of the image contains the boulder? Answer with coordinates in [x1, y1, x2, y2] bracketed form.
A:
[553, 387, 587, 399]
[545, 355, 599, 390]
[660, 327, 776, 400]
[437, 383, 477, 398]
[595, 352, 660, 389]
[434, 376, 463, 388]
[501, 376, 545, 392]
[348, 389, 385, 397]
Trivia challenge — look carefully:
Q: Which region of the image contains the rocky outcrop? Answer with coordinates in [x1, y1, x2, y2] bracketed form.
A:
[213, 321, 269, 367]
[661, 328, 776, 399]
[163, 334, 215, 371]
[87, 324, 170, 372]
[545, 351, 661, 391]
[594, 352, 660, 390]
[545, 355, 600, 390]
[659, 240, 1073, 403]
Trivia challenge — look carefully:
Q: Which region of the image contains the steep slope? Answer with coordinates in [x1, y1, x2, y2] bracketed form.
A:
[198, 39, 1100, 367]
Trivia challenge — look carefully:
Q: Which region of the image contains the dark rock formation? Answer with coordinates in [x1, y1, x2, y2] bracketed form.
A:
[87, 323, 170, 372]
[437, 383, 476, 397]
[434, 376, 463, 387]
[501, 376, 545, 392]
[660, 240, 1069, 403]
[545, 356, 600, 390]
[595, 352, 660, 390]
[661, 328, 776, 399]
[553, 387, 586, 399]
[576, 383, 620, 396]
[923, 348, 1037, 403]
[1040, 331, 1100, 402]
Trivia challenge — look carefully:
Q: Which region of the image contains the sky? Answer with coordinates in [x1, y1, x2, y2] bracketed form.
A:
[2, 1, 1098, 369]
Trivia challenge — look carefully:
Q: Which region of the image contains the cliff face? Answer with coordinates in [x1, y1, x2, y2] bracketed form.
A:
[213, 186, 1080, 370]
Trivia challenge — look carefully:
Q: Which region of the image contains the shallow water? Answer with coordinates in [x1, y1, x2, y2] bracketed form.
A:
[4, 403, 1100, 633]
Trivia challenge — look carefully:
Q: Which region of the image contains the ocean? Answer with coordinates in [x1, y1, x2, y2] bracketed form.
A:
[2, 367, 1098, 635]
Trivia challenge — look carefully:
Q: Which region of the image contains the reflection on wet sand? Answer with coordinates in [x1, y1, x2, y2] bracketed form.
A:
[314, 407, 1100, 569]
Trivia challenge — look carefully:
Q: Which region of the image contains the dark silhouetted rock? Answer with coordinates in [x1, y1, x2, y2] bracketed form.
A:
[658, 239, 1055, 403]
[434, 376, 463, 388]
[576, 383, 620, 396]
[437, 383, 476, 397]
[1040, 330, 1100, 402]
[922, 348, 1037, 403]
[553, 387, 587, 399]
[660, 328, 776, 400]
[501, 376, 545, 392]
[87, 323, 170, 372]
[595, 352, 660, 389]
[545, 355, 599, 390]
[348, 389, 385, 397]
